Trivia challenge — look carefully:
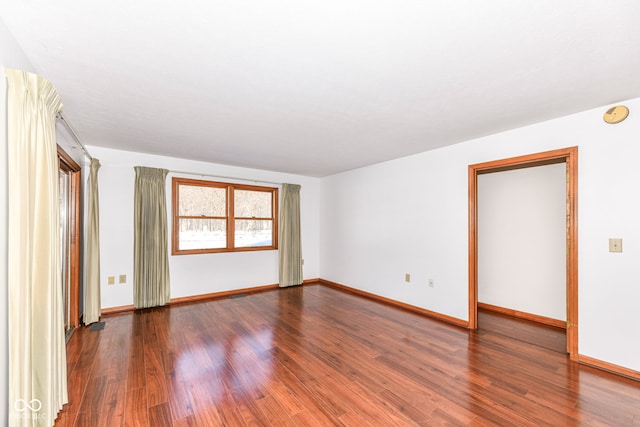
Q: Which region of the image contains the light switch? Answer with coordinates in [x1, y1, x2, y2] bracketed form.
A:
[609, 238, 622, 253]
[119, 274, 127, 283]
[107, 276, 115, 285]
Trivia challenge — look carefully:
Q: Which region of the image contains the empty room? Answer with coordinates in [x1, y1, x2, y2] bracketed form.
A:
[2, 2, 640, 426]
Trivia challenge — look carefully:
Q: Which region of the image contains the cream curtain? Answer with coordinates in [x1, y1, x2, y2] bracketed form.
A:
[84, 158, 101, 324]
[133, 166, 170, 308]
[6, 68, 68, 426]
[279, 184, 303, 287]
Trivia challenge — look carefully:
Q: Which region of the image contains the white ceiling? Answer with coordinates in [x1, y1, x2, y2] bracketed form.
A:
[2, 1, 640, 176]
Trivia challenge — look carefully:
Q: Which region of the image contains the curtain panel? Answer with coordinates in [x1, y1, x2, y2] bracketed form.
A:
[279, 183, 303, 287]
[133, 166, 171, 308]
[6, 68, 68, 426]
[84, 158, 101, 324]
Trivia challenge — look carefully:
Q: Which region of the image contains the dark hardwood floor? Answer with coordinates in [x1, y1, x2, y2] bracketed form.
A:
[55, 284, 640, 426]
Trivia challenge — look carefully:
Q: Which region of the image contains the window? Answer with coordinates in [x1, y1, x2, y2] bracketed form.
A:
[172, 177, 278, 255]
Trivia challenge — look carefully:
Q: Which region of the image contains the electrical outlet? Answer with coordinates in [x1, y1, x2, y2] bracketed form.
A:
[609, 238, 622, 253]
[119, 274, 127, 284]
[405, 273, 411, 283]
[107, 276, 115, 285]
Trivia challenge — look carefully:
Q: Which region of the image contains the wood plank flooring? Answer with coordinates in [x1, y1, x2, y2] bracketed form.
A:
[477, 308, 567, 354]
[55, 284, 640, 426]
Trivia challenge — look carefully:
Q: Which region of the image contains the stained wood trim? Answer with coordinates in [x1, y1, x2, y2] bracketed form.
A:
[228, 185, 235, 249]
[58, 145, 82, 329]
[478, 302, 566, 329]
[68, 169, 82, 328]
[57, 144, 81, 171]
[101, 305, 136, 316]
[102, 279, 320, 316]
[468, 164, 478, 330]
[468, 146, 578, 360]
[319, 279, 468, 328]
[566, 148, 579, 360]
[471, 147, 574, 171]
[578, 355, 640, 381]
[170, 283, 279, 306]
[171, 177, 279, 255]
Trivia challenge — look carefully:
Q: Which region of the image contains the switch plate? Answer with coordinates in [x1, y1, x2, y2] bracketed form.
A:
[428, 279, 434, 288]
[119, 274, 127, 283]
[405, 273, 411, 283]
[107, 276, 115, 285]
[609, 238, 622, 253]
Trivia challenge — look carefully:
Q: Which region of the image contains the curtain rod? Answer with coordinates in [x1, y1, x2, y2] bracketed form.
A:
[170, 169, 283, 186]
[56, 112, 93, 161]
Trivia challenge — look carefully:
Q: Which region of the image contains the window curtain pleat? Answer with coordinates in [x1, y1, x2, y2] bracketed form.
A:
[84, 158, 101, 324]
[279, 184, 303, 287]
[6, 68, 68, 425]
[133, 166, 170, 308]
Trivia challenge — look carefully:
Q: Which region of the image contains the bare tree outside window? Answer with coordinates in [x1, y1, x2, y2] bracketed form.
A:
[234, 190, 273, 247]
[172, 178, 278, 254]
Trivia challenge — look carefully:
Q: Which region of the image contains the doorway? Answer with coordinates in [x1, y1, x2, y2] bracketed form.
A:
[468, 147, 578, 360]
[58, 146, 82, 334]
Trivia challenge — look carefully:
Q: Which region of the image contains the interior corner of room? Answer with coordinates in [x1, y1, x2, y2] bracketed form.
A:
[2, 4, 640, 425]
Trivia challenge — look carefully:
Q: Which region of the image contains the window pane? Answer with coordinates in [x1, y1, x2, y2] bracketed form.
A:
[178, 218, 226, 250]
[179, 185, 226, 216]
[234, 220, 272, 247]
[234, 190, 271, 218]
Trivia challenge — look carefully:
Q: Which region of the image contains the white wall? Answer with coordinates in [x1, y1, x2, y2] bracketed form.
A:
[321, 97, 640, 372]
[0, 19, 33, 69]
[89, 146, 320, 309]
[0, 18, 36, 422]
[477, 164, 566, 320]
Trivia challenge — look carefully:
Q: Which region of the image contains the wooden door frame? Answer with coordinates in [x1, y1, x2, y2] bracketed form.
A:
[58, 145, 82, 329]
[468, 146, 578, 360]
